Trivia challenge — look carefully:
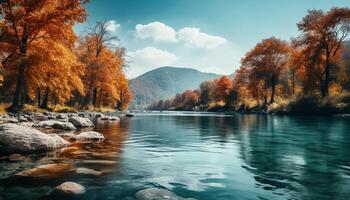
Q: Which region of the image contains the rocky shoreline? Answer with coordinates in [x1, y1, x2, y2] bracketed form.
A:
[0, 111, 125, 156]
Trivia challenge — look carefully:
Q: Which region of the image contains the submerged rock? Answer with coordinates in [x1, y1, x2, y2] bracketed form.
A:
[50, 182, 86, 196]
[73, 131, 105, 141]
[0, 123, 69, 155]
[136, 188, 196, 200]
[15, 163, 76, 179]
[76, 167, 103, 176]
[59, 147, 80, 155]
[69, 116, 94, 128]
[8, 154, 26, 162]
[35, 120, 76, 131]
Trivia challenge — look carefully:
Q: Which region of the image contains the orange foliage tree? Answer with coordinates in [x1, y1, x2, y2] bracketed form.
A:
[0, 0, 87, 111]
[77, 22, 131, 110]
[297, 8, 350, 96]
[241, 37, 289, 104]
[215, 76, 234, 107]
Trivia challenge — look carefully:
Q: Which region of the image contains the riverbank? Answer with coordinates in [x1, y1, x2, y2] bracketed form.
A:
[151, 95, 350, 117]
[0, 110, 126, 156]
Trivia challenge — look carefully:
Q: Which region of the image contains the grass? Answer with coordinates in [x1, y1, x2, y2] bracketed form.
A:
[86, 105, 116, 113]
[53, 105, 78, 113]
[22, 104, 47, 113]
[0, 103, 9, 114]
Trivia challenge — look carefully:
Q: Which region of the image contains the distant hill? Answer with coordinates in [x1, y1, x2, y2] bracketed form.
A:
[128, 67, 222, 109]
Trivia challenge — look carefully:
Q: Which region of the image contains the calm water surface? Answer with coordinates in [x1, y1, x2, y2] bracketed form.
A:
[1, 112, 350, 200]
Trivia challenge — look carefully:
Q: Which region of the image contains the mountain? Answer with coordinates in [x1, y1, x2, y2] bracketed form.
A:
[128, 67, 222, 109]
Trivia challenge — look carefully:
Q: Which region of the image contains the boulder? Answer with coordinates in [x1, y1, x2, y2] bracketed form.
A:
[69, 116, 94, 128]
[0, 124, 69, 155]
[136, 188, 196, 200]
[73, 131, 104, 141]
[36, 120, 76, 131]
[50, 182, 86, 196]
[48, 134, 71, 147]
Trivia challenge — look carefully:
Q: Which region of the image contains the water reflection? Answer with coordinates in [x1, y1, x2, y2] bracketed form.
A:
[1, 113, 350, 200]
[232, 115, 350, 200]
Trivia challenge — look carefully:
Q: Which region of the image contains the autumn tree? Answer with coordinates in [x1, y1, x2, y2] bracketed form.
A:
[199, 80, 215, 105]
[241, 37, 289, 104]
[297, 8, 350, 96]
[0, 0, 87, 111]
[215, 76, 234, 107]
[80, 21, 119, 107]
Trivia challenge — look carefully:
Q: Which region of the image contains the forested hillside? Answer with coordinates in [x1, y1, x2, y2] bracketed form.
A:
[129, 67, 221, 109]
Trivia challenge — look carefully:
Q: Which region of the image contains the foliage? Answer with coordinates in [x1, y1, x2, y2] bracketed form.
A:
[149, 7, 350, 114]
[0, 1, 132, 112]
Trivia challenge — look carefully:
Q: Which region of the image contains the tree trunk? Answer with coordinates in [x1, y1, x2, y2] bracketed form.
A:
[322, 56, 331, 97]
[10, 58, 25, 111]
[256, 90, 260, 107]
[37, 88, 41, 107]
[270, 75, 276, 104]
[92, 87, 98, 107]
[98, 88, 103, 108]
[291, 72, 295, 95]
[83, 80, 93, 107]
[40, 88, 49, 109]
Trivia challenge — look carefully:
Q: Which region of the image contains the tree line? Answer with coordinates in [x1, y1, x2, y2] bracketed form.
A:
[149, 8, 350, 113]
[0, 0, 132, 112]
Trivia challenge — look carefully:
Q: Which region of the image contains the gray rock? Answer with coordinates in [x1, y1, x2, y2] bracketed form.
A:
[136, 188, 196, 200]
[18, 116, 28, 122]
[56, 114, 68, 120]
[109, 116, 120, 121]
[0, 123, 69, 154]
[94, 113, 104, 118]
[19, 122, 34, 127]
[73, 131, 104, 141]
[48, 116, 56, 120]
[76, 167, 103, 176]
[35, 120, 76, 131]
[51, 182, 86, 196]
[69, 116, 94, 128]
[4, 117, 19, 123]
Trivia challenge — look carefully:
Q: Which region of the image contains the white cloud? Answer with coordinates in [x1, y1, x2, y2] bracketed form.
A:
[178, 27, 227, 49]
[134, 22, 227, 49]
[127, 47, 178, 78]
[135, 22, 177, 42]
[106, 20, 120, 32]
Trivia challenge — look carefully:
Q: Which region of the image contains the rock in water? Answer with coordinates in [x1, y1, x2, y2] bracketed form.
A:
[76, 167, 103, 176]
[36, 120, 76, 131]
[136, 188, 196, 200]
[0, 123, 69, 155]
[8, 154, 26, 162]
[69, 116, 94, 128]
[49, 182, 86, 197]
[15, 163, 76, 179]
[73, 131, 105, 141]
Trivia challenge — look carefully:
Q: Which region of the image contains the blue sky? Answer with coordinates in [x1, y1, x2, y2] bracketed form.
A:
[75, 0, 350, 78]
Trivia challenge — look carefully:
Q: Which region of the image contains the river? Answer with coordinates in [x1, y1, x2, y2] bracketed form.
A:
[1, 112, 350, 200]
